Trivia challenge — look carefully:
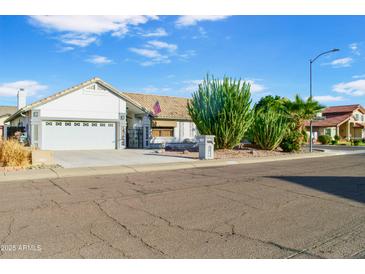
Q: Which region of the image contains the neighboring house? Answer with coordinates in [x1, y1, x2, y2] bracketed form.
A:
[305, 104, 365, 141]
[0, 106, 17, 137]
[5, 77, 197, 150]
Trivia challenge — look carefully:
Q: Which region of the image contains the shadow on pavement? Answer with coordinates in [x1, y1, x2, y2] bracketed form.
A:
[266, 176, 365, 204]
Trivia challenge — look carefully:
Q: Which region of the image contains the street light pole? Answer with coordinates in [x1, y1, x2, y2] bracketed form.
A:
[309, 48, 339, 153]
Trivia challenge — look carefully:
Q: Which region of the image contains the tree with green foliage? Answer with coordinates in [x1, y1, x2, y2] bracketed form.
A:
[251, 109, 288, 151]
[283, 94, 324, 137]
[253, 95, 289, 113]
[279, 95, 324, 151]
[187, 75, 253, 149]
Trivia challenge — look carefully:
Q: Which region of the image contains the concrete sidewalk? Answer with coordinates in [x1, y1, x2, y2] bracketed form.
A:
[1, 149, 364, 183]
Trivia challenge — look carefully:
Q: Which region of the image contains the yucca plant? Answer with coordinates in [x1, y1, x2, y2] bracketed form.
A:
[252, 109, 288, 151]
[188, 75, 253, 149]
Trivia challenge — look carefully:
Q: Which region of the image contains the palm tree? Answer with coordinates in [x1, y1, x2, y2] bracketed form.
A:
[284, 94, 325, 143]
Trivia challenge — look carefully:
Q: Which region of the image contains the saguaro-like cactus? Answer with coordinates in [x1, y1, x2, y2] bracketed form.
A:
[188, 75, 253, 149]
[252, 110, 288, 151]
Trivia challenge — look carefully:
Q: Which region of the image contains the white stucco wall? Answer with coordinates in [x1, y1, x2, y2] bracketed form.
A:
[151, 121, 197, 144]
[35, 84, 126, 120]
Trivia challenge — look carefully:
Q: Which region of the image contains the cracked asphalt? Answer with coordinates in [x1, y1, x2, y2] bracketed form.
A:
[0, 154, 364, 258]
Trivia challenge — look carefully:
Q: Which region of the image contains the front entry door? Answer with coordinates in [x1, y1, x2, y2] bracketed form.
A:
[127, 128, 143, 148]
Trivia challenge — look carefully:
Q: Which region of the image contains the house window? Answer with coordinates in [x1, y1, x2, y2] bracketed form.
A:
[74, 122, 80, 126]
[108, 123, 114, 127]
[65, 122, 71, 126]
[92, 123, 97, 127]
[355, 114, 360, 121]
[55, 122, 62, 126]
[152, 127, 174, 137]
[100, 123, 106, 127]
[325, 128, 332, 136]
[45, 122, 52, 126]
[32, 111, 39, 118]
[83, 122, 89, 126]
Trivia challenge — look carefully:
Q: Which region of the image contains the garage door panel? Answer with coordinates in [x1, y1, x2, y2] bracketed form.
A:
[41, 121, 116, 150]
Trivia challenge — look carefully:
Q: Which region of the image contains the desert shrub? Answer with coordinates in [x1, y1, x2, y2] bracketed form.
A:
[318, 135, 332, 145]
[280, 130, 302, 152]
[334, 135, 340, 142]
[353, 139, 361, 146]
[331, 140, 338, 145]
[188, 75, 253, 149]
[251, 110, 288, 150]
[0, 139, 31, 167]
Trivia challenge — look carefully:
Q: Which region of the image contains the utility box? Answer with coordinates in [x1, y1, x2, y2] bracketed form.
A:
[198, 135, 215, 160]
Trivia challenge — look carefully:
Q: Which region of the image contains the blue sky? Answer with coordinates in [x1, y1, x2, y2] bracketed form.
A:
[1, 15, 365, 107]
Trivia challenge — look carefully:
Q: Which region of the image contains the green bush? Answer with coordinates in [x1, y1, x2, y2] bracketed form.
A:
[280, 130, 302, 152]
[188, 75, 253, 149]
[331, 140, 338, 145]
[353, 139, 361, 146]
[318, 135, 332, 145]
[334, 135, 340, 142]
[251, 110, 288, 151]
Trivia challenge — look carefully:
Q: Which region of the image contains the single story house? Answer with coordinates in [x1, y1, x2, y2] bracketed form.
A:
[305, 104, 365, 141]
[0, 106, 17, 137]
[5, 77, 197, 150]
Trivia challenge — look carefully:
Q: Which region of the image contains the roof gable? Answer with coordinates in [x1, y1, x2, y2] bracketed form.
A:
[5, 77, 152, 122]
[123, 92, 191, 120]
[322, 104, 365, 114]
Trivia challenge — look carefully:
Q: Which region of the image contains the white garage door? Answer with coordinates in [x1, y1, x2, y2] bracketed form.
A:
[41, 121, 116, 150]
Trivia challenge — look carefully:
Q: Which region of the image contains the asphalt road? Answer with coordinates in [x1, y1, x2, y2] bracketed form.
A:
[0, 154, 364, 259]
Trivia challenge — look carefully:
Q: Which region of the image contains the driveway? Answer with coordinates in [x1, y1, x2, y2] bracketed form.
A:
[53, 149, 195, 168]
[0, 154, 364, 258]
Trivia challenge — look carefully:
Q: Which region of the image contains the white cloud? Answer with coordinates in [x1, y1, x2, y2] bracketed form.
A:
[147, 40, 177, 52]
[129, 48, 163, 59]
[60, 33, 97, 47]
[29, 16, 157, 47]
[142, 86, 171, 93]
[180, 79, 265, 95]
[333, 79, 365, 96]
[129, 40, 183, 66]
[175, 16, 229, 27]
[246, 80, 266, 93]
[180, 80, 203, 94]
[129, 47, 170, 66]
[329, 57, 353, 68]
[142, 28, 168, 37]
[57, 46, 74, 52]
[178, 50, 196, 60]
[312, 95, 345, 103]
[0, 80, 48, 97]
[86, 55, 113, 65]
[352, 74, 365, 79]
[349, 42, 360, 55]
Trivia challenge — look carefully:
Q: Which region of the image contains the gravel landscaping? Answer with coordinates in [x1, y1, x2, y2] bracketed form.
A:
[155, 144, 317, 160]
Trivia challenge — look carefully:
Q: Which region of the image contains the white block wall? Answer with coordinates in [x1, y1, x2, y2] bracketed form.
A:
[36, 86, 126, 120]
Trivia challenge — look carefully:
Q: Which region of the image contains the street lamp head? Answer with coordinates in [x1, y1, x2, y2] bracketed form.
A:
[332, 48, 340, 52]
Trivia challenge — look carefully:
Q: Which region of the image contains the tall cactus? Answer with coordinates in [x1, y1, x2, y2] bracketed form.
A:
[252, 109, 288, 151]
[187, 75, 253, 149]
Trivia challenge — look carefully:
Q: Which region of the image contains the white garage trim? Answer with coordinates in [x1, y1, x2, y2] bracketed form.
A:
[41, 120, 117, 150]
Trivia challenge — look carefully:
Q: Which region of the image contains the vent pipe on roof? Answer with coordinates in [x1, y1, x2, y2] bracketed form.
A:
[17, 88, 26, 110]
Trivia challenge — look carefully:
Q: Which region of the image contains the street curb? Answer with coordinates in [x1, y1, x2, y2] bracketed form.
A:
[0, 150, 364, 183]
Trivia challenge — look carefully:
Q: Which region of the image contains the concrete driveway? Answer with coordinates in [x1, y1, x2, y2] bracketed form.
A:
[53, 149, 195, 168]
[0, 154, 364, 258]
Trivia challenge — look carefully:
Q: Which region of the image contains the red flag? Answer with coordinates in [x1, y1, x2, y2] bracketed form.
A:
[153, 100, 161, 115]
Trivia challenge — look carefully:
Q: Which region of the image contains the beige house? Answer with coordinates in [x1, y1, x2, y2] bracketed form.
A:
[306, 104, 365, 141]
[5, 77, 197, 150]
[0, 106, 17, 137]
